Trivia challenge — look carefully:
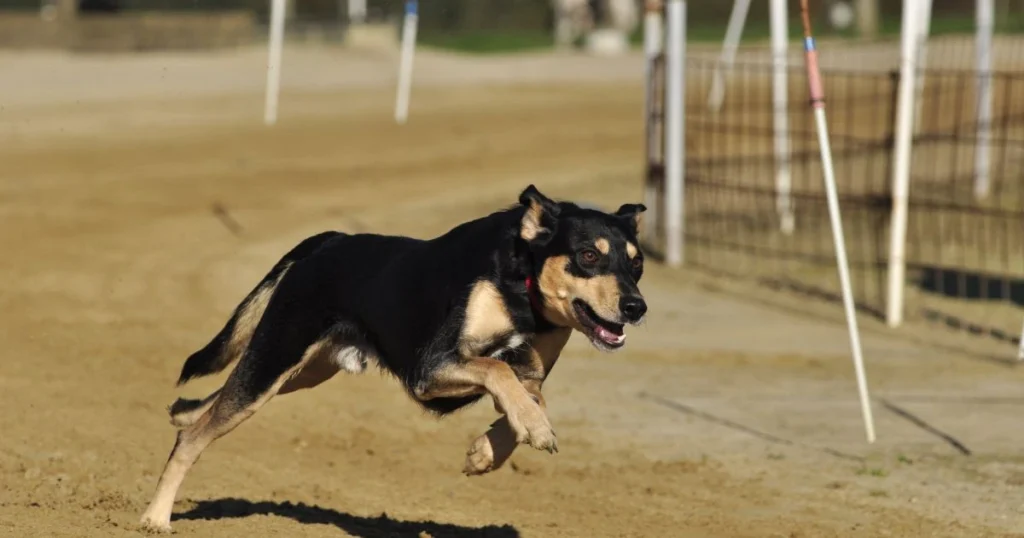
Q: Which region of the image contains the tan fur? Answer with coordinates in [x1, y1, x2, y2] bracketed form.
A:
[222, 265, 291, 370]
[464, 416, 517, 476]
[464, 328, 571, 475]
[280, 333, 372, 395]
[278, 354, 341, 395]
[537, 255, 621, 329]
[414, 357, 556, 453]
[530, 327, 572, 374]
[169, 390, 220, 429]
[459, 280, 515, 357]
[594, 238, 610, 254]
[140, 348, 318, 532]
[519, 199, 547, 241]
[143, 300, 378, 530]
[631, 212, 643, 236]
[626, 242, 638, 259]
[278, 338, 343, 395]
[171, 278, 371, 430]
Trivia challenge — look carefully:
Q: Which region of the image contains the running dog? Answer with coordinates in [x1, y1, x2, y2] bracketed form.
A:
[140, 185, 648, 532]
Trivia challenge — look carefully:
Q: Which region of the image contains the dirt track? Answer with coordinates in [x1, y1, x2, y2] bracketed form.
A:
[1, 46, 1024, 537]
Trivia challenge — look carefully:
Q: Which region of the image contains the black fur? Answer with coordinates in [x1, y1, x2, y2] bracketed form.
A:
[176, 186, 647, 416]
[142, 187, 650, 533]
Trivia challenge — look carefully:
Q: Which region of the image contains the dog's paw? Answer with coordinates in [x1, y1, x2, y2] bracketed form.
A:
[139, 517, 173, 534]
[508, 405, 558, 454]
[463, 435, 495, 476]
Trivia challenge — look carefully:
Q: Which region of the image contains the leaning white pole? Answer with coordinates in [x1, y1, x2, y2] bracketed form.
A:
[264, 0, 287, 126]
[394, 0, 419, 125]
[643, 0, 664, 243]
[912, 0, 933, 134]
[974, 0, 994, 199]
[1018, 317, 1024, 361]
[665, 0, 685, 267]
[886, 0, 920, 328]
[707, 0, 751, 112]
[770, 0, 794, 234]
[799, 0, 876, 444]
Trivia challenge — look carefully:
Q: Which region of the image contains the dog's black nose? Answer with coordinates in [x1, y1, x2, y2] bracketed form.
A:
[619, 295, 647, 322]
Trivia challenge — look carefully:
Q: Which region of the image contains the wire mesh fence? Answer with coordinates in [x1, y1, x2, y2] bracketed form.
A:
[652, 57, 1023, 350]
[905, 68, 1024, 345]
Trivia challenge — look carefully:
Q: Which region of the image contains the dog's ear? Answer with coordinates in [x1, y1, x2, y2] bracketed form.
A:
[518, 185, 561, 246]
[615, 203, 647, 236]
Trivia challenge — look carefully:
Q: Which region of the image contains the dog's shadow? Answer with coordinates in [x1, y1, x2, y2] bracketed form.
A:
[173, 498, 520, 538]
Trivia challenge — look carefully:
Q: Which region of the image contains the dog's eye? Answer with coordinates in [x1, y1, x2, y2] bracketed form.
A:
[632, 257, 643, 271]
[580, 250, 599, 265]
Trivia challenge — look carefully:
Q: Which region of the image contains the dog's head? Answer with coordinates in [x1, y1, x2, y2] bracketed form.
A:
[518, 185, 647, 351]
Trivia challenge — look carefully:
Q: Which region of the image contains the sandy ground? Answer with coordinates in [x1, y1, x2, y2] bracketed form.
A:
[1, 45, 1024, 537]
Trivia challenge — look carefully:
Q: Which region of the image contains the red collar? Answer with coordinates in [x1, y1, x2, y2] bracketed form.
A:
[524, 275, 544, 314]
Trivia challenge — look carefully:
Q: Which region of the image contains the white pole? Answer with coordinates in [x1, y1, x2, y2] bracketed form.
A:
[643, 0, 664, 244]
[707, 0, 751, 112]
[665, 0, 685, 267]
[770, 0, 794, 235]
[349, 0, 366, 22]
[814, 105, 877, 444]
[1018, 317, 1024, 361]
[974, 0, 994, 199]
[800, 26, 877, 444]
[912, 0, 933, 134]
[813, 106, 877, 444]
[264, 0, 286, 126]
[394, 0, 419, 125]
[885, 0, 920, 328]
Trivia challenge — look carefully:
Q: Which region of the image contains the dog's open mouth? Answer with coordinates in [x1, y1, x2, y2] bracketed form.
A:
[572, 299, 626, 349]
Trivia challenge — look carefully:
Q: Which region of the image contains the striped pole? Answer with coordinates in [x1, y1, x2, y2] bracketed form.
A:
[799, 0, 876, 444]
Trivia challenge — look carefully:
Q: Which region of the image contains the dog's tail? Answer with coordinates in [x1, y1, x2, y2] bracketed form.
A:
[175, 231, 343, 387]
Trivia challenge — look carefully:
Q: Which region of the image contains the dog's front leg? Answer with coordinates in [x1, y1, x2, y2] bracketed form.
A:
[464, 379, 546, 476]
[464, 328, 570, 475]
[416, 357, 556, 453]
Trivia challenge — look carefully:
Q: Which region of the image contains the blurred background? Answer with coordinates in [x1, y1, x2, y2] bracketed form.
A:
[2, 2, 1024, 537]
[1, 1, 1023, 52]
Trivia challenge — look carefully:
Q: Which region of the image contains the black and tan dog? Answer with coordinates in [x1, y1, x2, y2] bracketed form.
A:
[140, 185, 648, 532]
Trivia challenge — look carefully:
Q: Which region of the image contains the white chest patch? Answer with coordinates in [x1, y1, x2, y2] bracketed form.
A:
[489, 333, 527, 359]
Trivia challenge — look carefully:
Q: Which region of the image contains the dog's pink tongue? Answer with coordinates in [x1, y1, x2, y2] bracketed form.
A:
[595, 326, 626, 345]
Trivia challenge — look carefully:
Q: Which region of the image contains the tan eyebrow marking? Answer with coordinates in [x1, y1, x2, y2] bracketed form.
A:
[595, 238, 610, 255]
[626, 242, 638, 259]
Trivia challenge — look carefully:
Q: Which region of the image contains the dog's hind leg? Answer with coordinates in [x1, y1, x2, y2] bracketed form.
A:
[140, 346, 320, 532]
[140, 267, 334, 532]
